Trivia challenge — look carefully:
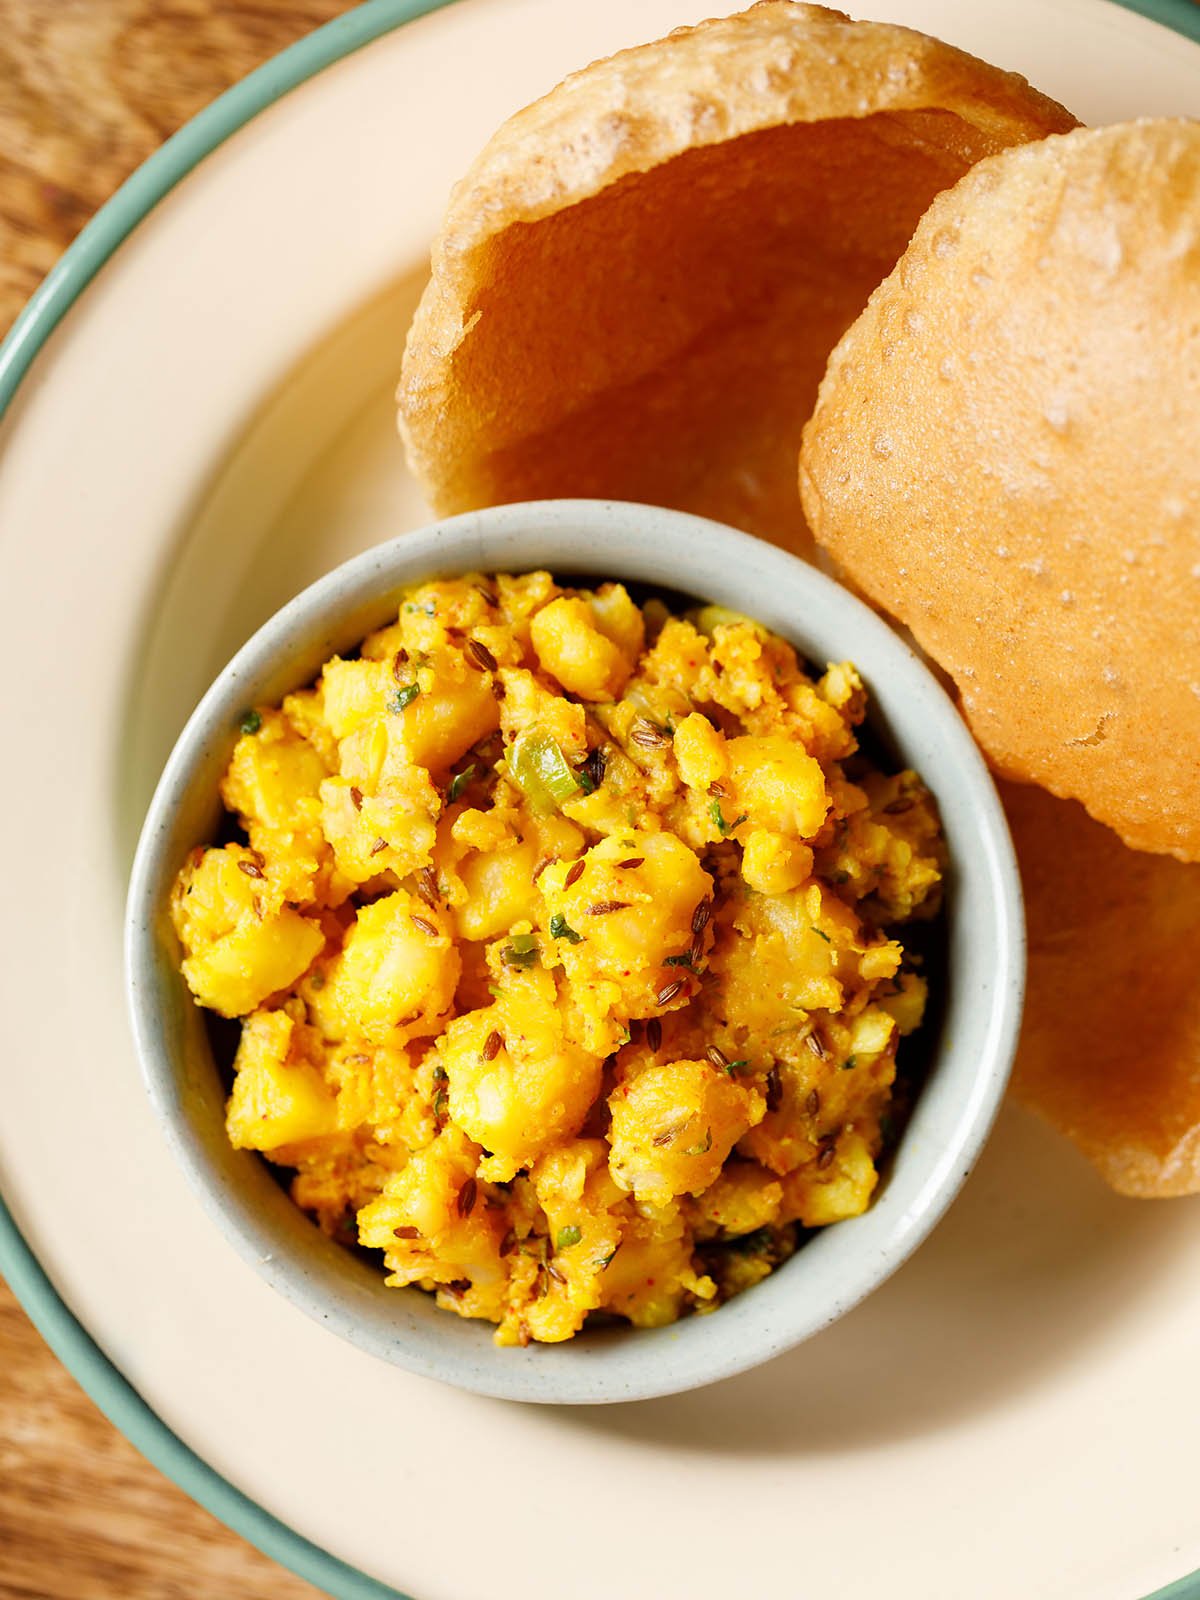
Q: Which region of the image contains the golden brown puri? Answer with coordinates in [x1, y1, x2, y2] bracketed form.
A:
[801, 120, 1200, 860]
[1005, 780, 1200, 1199]
[398, 1, 1075, 557]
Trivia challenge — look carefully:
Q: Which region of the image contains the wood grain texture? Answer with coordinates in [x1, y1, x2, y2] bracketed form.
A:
[0, 11, 360, 1595]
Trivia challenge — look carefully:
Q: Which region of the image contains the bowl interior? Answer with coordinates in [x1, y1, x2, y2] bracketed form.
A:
[127, 499, 1024, 1404]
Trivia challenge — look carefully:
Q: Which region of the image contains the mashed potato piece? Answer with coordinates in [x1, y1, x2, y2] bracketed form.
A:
[170, 572, 944, 1343]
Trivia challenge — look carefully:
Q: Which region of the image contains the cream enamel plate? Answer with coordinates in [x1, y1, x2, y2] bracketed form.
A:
[1, 1, 1199, 1596]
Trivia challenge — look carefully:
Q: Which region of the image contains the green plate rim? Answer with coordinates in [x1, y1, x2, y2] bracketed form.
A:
[1, 1, 1198, 1595]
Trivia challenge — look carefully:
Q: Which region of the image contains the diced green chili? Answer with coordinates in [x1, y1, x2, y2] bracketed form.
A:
[508, 730, 582, 813]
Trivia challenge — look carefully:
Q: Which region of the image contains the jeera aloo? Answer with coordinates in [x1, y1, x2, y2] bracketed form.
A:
[171, 572, 944, 1344]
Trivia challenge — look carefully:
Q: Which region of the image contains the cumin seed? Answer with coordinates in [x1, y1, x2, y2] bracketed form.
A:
[653, 1118, 689, 1147]
[415, 866, 439, 906]
[655, 979, 684, 1007]
[393, 1226, 419, 1239]
[391, 649, 409, 683]
[564, 859, 586, 888]
[237, 858, 265, 880]
[691, 898, 712, 935]
[616, 857, 644, 870]
[586, 900, 629, 916]
[706, 1045, 729, 1071]
[411, 914, 438, 936]
[349, 786, 363, 811]
[806, 1031, 829, 1060]
[457, 1178, 477, 1218]
[766, 1065, 783, 1112]
[630, 717, 669, 748]
[646, 1017, 663, 1053]
[370, 837, 388, 856]
[805, 1088, 821, 1117]
[466, 637, 498, 672]
[482, 1030, 503, 1061]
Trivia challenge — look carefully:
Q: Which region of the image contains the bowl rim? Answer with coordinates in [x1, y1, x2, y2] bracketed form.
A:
[125, 496, 1025, 1404]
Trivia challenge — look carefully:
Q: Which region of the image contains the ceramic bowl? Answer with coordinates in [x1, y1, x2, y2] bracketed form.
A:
[125, 497, 1024, 1404]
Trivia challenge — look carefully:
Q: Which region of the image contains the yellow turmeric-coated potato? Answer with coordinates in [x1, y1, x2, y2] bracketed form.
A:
[725, 734, 829, 841]
[436, 967, 604, 1181]
[540, 829, 712, 1051]
[226, 1008, 339, 1152]
[307, 889, 459, 1045]
[171, 572, 943, 1343]
[170, 844, 324, 1018]
[530, 592, 639, 702]
[608, 1059, 765, 1205]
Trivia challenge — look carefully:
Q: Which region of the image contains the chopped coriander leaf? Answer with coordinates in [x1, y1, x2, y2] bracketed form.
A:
[593, 1246, 619, 1270]
[811, 926, 832, 943]
[842, 1054, 858, 1071]
[663, 952, 697, 969]
[446, 763, 476, 804]
[710, 799, 728, 834]
[238, 709, 262, 735]
[725, 1059, 748, 1074]
[549, 913, 583, 944]
[387, 683, 420, 713]
[556, 1225, 582, 1250]
[685, 1127, 713, 1156]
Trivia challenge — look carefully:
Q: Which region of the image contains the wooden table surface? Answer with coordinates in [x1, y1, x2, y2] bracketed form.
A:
[0, 12, 361, 1595]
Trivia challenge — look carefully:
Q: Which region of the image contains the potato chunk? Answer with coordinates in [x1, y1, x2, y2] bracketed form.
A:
[170, 844, 324, 1018]
[530, 591, 640, 701]
[608, 1060, 764, 1205]
[319, 764, 440, 886]
[226, 1008, 338, 1152]
[540, 829, 712, 1047]
[436, 968, 604, 1181]
[308, 890, 459, 1043]
[726, 734, 829, 840]
[358, 1124, 507, 1322]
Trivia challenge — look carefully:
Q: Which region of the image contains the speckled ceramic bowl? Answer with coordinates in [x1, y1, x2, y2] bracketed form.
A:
[125, 498, 1024, 1404]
